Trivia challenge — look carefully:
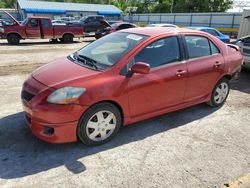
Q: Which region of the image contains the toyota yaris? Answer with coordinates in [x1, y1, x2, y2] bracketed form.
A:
[21, 27, 243, 145]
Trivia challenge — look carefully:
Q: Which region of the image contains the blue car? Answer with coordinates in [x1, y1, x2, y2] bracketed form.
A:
[189, 27, 230, 43]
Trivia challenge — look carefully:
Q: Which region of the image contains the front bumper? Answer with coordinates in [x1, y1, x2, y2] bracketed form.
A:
[242, 56, 250, 69]
[22, 101, 88, 143]
[21, 76, 89, 143]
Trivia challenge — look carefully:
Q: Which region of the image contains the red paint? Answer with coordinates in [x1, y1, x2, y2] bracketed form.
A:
[131, 62, 150, 74]
[0, 11, 84, 42]
[21, 28, 243, 143]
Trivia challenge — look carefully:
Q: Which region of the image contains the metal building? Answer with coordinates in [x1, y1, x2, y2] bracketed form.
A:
[16, 0, 122, 21]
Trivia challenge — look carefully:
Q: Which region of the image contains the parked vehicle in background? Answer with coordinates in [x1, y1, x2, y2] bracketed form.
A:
[52, 20, 67, 26]
[71, 15, 111, 34]
[95, 22, 137, 39]
[0, 11, 84, 45]
[147, 23, 179, 28]
[21, 27, 242, 145]
[189, 27, 230, 43]
[233, 35, 250, 69]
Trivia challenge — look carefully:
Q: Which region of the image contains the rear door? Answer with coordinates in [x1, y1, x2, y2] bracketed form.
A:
[25, 18, 41, 38]
[40, 18, 53, 38]
[127, 36, 188, 118]
[183, 35, 224, 102]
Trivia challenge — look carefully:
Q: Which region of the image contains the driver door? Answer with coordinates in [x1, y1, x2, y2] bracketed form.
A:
[127, 36, 188, 118]
[26, 18, 41, 38]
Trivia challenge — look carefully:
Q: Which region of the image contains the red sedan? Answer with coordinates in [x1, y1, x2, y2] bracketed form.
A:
[21, 27, 243, 145]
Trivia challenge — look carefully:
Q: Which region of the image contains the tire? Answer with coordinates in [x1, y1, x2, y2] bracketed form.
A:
[207, 78, 230, 107]
[77, 102, 122, 146]
[49, 38, 58, 43]
[7, 34, 20, 45]
[62, 34, 73, 43]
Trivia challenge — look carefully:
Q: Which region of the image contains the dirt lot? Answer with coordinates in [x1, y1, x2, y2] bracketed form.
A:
[0, 38, 250, 188]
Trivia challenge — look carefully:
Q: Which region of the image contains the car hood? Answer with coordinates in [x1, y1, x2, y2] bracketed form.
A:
[32, 57, 100, 88]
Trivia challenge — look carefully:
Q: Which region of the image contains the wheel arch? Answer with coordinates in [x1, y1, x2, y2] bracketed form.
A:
[222, 74, 232, 80]
[7, 32, 22, 39]
[62, 32, 74, 38]
[89, 100, 124, 124]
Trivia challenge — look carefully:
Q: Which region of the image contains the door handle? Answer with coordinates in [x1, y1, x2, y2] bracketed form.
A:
[176, 70, 187, 77]
[214, 62, 222, 68]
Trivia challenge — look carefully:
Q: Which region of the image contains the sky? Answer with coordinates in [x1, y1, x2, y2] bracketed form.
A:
[228, 0, 250, 12]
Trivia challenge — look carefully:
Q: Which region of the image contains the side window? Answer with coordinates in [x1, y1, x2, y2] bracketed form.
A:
[29, 19, 38, 27]
[134, 36, 181, 68]
[42, 19, 50, 28]
[210, 41, 220, 54]
[185, 36, 211, 58]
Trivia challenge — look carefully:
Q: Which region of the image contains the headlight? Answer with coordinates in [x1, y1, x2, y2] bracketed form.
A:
[47, 87, 85, 104]
[0, 27, 4, 33]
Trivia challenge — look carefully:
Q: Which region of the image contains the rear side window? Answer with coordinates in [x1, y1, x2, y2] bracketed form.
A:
[42, 19, 50, 28]
[210, 41, 220, 54]
[185, 36, 220, 59]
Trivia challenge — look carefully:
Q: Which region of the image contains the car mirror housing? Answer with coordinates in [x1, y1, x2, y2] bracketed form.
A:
[131, 62, 150, 74]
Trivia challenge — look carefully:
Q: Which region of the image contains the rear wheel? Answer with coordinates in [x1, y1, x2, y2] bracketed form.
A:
[62, 34, 73, 43]
[77, 102, 121, 146]
[7, 34, 20, 45]
[207, 78, 230, 107]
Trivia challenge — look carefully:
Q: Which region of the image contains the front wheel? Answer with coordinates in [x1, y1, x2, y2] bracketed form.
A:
[77, 102, 121, 146]
[7, 34, 20, 45]
[207, 78, 230, 107]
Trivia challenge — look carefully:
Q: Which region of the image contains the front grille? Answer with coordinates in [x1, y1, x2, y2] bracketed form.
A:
[21, 90, 35, 102]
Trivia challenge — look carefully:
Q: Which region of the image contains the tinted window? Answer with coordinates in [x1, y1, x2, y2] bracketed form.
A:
[118, 24, 134, 30]
[134, 36, 181, 68]
[185, 36, 210, 58]
[210, 41, 220, 54]
[42, 19, 50, 28]
[29, 19, 38, 27]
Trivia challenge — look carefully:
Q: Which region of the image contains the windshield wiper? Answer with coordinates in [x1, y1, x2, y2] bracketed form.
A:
[76, 54, 99, 70]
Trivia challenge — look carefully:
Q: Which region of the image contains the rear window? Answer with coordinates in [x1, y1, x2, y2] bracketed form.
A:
[185, 36, 220, 59]
[42, 19, 51, 28]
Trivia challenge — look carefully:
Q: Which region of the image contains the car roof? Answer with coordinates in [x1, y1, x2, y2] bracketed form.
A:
[119, 27, 203, 37]
[113, 22, 134, 26]
[149, 23, 177, 26]
[28, 16, 51, 19]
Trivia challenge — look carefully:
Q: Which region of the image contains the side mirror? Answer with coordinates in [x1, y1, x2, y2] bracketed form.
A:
[131, 62, 150, 74]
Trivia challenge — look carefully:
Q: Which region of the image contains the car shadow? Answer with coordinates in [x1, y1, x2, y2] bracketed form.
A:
[231, 70, 250, 94]
[0, 103, 220, 179]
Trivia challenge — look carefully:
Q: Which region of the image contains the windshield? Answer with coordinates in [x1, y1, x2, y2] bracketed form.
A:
[73, 32, 148, 70]
[0, 19, 18, 26]
[79, 17, 87, 22]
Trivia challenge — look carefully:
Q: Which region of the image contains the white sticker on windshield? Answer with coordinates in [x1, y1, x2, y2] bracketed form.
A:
[126, 34, 143, 41]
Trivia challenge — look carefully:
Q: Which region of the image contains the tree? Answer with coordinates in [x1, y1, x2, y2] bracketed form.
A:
[0, 0, 16, 8]
[172, 0, 233, 13]
[0, 0, 233, 13]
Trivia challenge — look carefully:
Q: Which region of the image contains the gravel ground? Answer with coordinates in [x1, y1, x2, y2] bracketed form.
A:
[0, 39, 250, 188]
